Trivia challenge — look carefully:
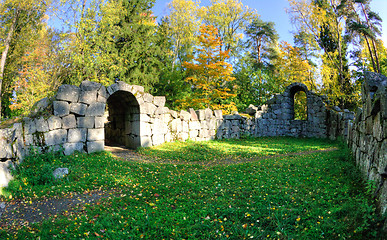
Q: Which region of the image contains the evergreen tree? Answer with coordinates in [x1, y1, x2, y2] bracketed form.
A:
[114, 0, 161, 90]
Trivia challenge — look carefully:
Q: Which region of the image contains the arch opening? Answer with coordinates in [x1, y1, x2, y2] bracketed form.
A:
[105, 90, 140, 149]
[293, 91, 307, 120]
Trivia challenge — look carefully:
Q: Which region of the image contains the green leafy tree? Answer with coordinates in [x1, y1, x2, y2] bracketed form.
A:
[0, 0, 47, 118]
[179, 25, 236, 113]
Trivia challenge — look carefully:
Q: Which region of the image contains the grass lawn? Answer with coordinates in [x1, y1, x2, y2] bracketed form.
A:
[0, 137, 384, 239]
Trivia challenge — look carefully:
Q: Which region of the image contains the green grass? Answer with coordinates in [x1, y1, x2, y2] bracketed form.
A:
[0, 137, 384, 239]
[137, 137, 337, 163]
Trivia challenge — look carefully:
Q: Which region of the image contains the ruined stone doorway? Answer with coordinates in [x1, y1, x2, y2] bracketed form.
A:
[105, 90, 141, 149]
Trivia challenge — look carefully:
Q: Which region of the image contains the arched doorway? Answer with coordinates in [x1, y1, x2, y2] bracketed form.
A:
[105, 90, 141, 149]
[288, 84, 308, 121]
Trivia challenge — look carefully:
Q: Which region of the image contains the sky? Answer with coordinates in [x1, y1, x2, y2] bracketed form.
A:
[151, 0, 387, 46]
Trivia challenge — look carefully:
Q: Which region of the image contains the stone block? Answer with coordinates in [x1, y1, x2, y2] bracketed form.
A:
[44, 129, 67, 146]
[85, 102, 106, 117]
[0, 160, 14, 187]
[189, 130, 199, 138]
[47, 116, 62, 130]
[180, 110, 191, 121]
[95, 117, 105, 128]
[68, 128, 87, 143]
[53, 167, 69, 179]
[35, 117, 49, 132]
[152, 134, 165, 146]
[31, 97, 50, 114]
[189, 121, 201, 130]
[63, 142, 84, 155]
[24, 134, 33, 146]
[140, 136, 153, 147]
[214, 109, 223, 119]
[140, 102, 157, 115]
[155, 106, 168, 115]
[189, 108, 198, 121]
[56, 84, 80, 102]
[178, 132, 189, 141]
[143, 93, 154, 103]
[88, 128, 104, 141]
[70, 102, 87, 116]
[79, 90, 97, 104]
[0, 140, 12, 159]
[153, 96, 166, 107]
[196, 109, 205, 120]
[53, 101, 70, 117]
[182, 121, 189, 132]
[77, 116, 94, 128]
[170, 110, 178, 119]
[24, 118, 36, 134]
[87, 141, 104, 153]
[80, 80, 101, 91]
[62, 115, 77, 129]
[97, 85, 109, 102]
[171, 119, 182, 132]
[132, 85, 145, 93]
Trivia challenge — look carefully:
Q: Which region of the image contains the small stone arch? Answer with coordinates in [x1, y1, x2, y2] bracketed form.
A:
[285, 83, 310, 121]
[104, 82, 149, 149]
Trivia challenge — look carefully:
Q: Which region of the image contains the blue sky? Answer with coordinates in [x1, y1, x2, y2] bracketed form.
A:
[152, 0, 387, 46]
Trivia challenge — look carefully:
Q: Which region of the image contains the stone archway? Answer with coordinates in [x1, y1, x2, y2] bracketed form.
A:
[286, 83, 310, 121]
[105, 90, 140, 149]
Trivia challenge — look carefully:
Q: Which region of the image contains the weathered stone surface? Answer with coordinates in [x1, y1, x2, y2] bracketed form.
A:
[56, 84, 80, 102]
[70, 103, 87, 116]
[180, 110, 191, 121]
[214, 110, 223, 119]
[153, 96, 166, 107]
[80, 81, 101, 91]
[140, 136, 153, 147]
[152, 134, 164, 146]
[189, 108, 198, 121]
[63, 142, 84, 155]
[62, 115, 77, 129]
[0, 160, 14, 187]
[85, 103, 106, 117]
[24, 118, 37, 134]
[87, 128, 104, 141]
[53, 101, 70, 117]
[0, 140, 12, 159]
[44, 129, 67, 146]
[140, 103, 157, 115]
[53, 168, 69, 179]
[155, 106, 168, 115]
[48, 116, 62, 130]
[97, 85, 109, 102]
[35, 117, 49, 132]
[87, 141, 104, 153]
[189, 121, 201, 130]
[95, 117, 105, 128]
[143, 93, 154, 103]
[77, 117, 94, 128]
[31, 97, 50, 114]
[79, 90, 97, 104]
[68, 128, 87, 143]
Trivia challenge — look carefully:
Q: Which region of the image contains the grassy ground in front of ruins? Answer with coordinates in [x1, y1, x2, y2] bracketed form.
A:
[0, 137, 385, 239]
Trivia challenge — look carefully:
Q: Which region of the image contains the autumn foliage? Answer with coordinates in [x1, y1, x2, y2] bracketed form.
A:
[179, 24, 236, 113]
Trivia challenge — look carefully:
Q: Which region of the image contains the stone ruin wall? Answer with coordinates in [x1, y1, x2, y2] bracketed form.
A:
[347, 72, 387, 217]
[0, 73, 387, 220]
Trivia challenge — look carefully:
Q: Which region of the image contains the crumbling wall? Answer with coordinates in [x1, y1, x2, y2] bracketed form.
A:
[347, 72, 387, 216]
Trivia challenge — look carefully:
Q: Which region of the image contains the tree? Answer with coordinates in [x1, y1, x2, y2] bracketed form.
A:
[201, 0, 258, 54]
[9, 25, 62, 115]
[245, 18, 279, 70]
[179, 24, 236, 113]
[114, 0, 161, 90]
[0, 0, 47, 118]
[345, 0, 383, 73]
[287, 0, 355, 109]
[166, 0, 201, 68]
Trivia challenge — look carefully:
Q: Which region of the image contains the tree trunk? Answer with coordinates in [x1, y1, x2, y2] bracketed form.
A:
[0, 9, 19, 119]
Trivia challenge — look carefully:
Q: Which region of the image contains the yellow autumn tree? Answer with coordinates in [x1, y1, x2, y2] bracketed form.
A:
[179, 24, 236, 113]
